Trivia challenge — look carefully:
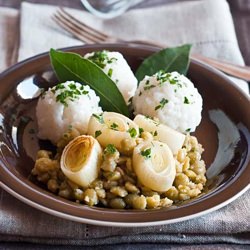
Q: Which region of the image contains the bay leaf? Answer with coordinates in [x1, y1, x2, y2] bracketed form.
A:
[50, 49, 129, 116]
[135, 44, 192, 82]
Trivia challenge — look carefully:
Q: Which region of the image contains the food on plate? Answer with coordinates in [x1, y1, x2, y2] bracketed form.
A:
[133, 71, 203, 133]
[31, 48, 207, 210]
[88, 112, 139, 154]
[36, 81, 102, 144]
[133, 140, 176, 192]
[84, 50, 137, 104]
[60, 135, 102, 188]
[133, 114, 185, 154]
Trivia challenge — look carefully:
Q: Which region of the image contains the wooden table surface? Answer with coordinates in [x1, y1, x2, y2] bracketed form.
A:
[0, 0, 249, 65]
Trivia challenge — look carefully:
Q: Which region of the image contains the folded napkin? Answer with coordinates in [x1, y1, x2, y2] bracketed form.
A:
[0, 7, 19, 72]
[0, 0, 249, 248]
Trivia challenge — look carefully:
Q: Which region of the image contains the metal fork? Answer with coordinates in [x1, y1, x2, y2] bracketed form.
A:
[52, 8, 250, 81]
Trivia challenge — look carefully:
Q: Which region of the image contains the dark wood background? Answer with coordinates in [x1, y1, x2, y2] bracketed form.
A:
[0, 0, 249, 65]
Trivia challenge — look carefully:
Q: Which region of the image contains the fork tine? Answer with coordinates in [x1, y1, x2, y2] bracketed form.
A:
[58, 8, 109, 41]
[53, 14, 96, 44]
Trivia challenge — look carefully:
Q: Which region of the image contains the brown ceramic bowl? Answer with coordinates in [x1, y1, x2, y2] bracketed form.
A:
[0, 44, 249, 226]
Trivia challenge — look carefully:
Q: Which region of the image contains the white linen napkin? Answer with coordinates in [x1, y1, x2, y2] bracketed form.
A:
[0, 7, 19, 72]
[14, 0, 249, 93]
[0, 0, 249, 247]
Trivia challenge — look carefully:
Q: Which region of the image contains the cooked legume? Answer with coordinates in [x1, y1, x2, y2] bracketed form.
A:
[31, 132, 207, 209]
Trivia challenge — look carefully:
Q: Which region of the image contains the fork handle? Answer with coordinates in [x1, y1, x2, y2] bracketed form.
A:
[130, 40, 250, 81]
[191, 53, 250, 81]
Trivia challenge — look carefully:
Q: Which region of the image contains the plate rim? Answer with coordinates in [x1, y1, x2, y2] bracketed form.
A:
[0, 43, 249, 226]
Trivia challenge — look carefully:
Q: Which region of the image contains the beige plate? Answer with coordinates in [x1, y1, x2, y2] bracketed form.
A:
[0, 44, 249, 227]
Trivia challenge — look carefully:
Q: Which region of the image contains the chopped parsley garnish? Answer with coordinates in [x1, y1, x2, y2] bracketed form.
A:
[144, 85, 155, 91]
[87, 50, 117, 69]
[54, 82, 89, 106]
[95, 130, 102, 138]
[107, 68, 113, 77]
[185, 128, 191, 132]
[104, 144, 117, 155]
[128, 127, 137, 138]
[155, 98, 169, 110]
[110, 122, 119, 130]
[153, 130, 158, 136]
[93, 114, 104, 124]
[155, 70, 179, 86]
[184, 96, 190, 104]
[141, 148, 151, 159]
[139, 127, 144, 136]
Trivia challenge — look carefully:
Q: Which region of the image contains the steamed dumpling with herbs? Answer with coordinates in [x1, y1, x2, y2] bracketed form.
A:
[84, 50, 137, 104]
[133, 71, 203, 133]
[36, 81, 102, 144]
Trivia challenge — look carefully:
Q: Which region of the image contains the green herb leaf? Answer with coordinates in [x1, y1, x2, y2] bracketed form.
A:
[128, 127, 137, 138]
[135, 44, 192, 82]
[155, 98, 169, 110]
[50, 49, 129, 116]
[110, 122, 119, 130]
[141, 148, 151, 159]
[184, 96, 190, 104]
[95, 130, 102, 138]
[104, 144, 117, 155]
[93, 114, 104, 124]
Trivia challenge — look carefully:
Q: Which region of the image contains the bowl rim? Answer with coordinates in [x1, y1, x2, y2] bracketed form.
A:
[0, 43, 249, 227]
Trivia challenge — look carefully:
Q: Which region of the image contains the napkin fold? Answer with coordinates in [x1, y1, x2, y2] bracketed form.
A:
[0, 0, 249, 248]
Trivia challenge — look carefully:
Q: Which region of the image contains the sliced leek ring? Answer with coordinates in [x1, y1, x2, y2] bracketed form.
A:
[60, 135, 102, 188]
[88, 112, 139, 152]
[134, 114, 185, 155]
[133, 140, 176, 192]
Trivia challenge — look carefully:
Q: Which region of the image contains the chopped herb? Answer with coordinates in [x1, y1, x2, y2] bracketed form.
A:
[156, 70, 171, 85]
[184, 96, 190, 104]
[87, 50, 117, 69]
[54, 82, 88, 106]
[139, 127, 144, 136]
[95, 130, 102, 138]
[155, 98, 169, 110]
[82, 90, 89, 95]
[145, 115, 154, 120]
[93, 114, 104, 124]
[55, 83, 65, 90]
[110, 122, 119, 130]
[107, 57, 118, 64]
[153, 131, 158, 136]
[87, 50, 108, 68]
[145, 80, 150, 85]
[128, 127, 137, 138]
[107, 68, 113, 77]
[144, 85, 155, 91]
[141, 148, 151, 159]
[155, 70, 180, 86]
[185, 128, 191, 132]
[104, 144, 117, 155]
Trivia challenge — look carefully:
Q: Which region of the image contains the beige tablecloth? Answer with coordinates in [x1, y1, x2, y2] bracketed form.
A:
[0, 0, 249, 248]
